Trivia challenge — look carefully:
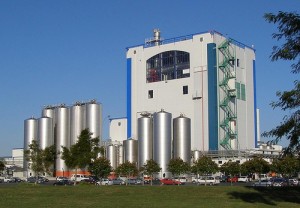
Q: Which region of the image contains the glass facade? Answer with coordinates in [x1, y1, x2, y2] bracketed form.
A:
[146, 50, 190, 83]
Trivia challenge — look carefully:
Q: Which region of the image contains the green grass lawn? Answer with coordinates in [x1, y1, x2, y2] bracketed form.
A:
[0, 184, 299, 208]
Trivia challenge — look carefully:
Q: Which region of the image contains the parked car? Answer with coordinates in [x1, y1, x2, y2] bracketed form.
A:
[96, 178, 113, 186]
[56, 176, 69, 182]
[270, 178, 288, 187]
[160, 178, 182, 185]
[126, 178, 142, 185]
[27, 176, 45, 184]
[12, 177, 24, 183]
[253, 179, 272, 187]
[53, 179, 73, 186]
[111, 178, 125, 185]
[81, 176, 99, 184]
[238, 176, 250, 183]
[197, 176, 220, 185]
[70, 174, 90, 182]
[39, 176, 49, 182]
[174, 177, 187, 184]
[3, 177, 14, 183]
[288, 178, 299, 186]
[227, 176, 239, 183]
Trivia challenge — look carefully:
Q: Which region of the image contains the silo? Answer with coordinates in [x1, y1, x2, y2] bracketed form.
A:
[38, 117, 54, 149]
[70, 102, 85, 145]
[86, 100, 102, 142]
[123, 139, 138, 164]
[117, 145, 123, 166]
[173, 115, 191, 164]
[55, 105, 70, 175]
[106, 145, 117, 170]
[193, 150, 201, 164]
[42, 106, 56, 129]
[153, 110, 172, 178]
[138, 113, 153, 168]
[24, 117, 38, 177]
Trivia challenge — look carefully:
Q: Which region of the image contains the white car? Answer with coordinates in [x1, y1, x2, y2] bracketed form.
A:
[238, 176, 250, 183]
[56, 176, 69, 182]
[3, 177, 14, 183]
[96, 178, 113, 186]
[197, 176, 220, 185]
[70, 174, 90, 182]
[174, 177, 187, 184]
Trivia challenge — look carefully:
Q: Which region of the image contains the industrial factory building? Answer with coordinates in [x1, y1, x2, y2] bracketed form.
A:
[125, 30, 258, 177]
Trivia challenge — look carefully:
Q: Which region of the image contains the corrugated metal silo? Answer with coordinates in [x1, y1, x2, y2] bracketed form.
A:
[106, 145, 117, 170]
[123, 139, 138, 164]
[70, 102, 85, 145]
[153, 110, 172, 178]
[86, 100, 102, 142]
[55, 105, 70, 173]
[173, 114, 191, 164]
[24, 117, 38, 176]
[137, 113, 153, 168]
[117, 145, 123, 166]
[38, 117, 54, 149]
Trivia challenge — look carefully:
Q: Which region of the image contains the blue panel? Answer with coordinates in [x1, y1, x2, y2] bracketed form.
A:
[253, 60, 258, 148]
[126, 58, 132, 139]
[207, 43, 218, 150]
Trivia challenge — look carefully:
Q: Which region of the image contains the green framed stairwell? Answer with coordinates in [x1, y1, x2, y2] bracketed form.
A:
[218, 39, 238, 150]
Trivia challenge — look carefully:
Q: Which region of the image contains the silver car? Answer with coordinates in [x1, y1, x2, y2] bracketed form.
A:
[253, 179, 272, 187]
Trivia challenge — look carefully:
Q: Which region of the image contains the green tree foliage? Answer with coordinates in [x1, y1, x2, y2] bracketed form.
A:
[24, 140, 56, 181]
[141, 159, 161, 186]
[262, 11, 300, 155]
[167, 158, 190, 178]
[240, 157, 270, 179]
[220, 161, 240, 184]
[115, 161, 138, 185]
[0, 160, 5, 173]
[61, 129, 100, 183]
[88, 157, 112, 180]
[191, 156, 219, 176]
[271, 156, 300, 178]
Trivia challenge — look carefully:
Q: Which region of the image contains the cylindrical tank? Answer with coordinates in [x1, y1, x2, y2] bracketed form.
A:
[173, 115, 191, 164]
[38, 117, 54, 149]
[86, 100, 102, 143]
[55, 105, 70, 173]
[123, 139, 138, 164]
[70, 102, 85, 145]
[24, 117, 38, 176]
[42, 106, 56, 129]
[193, 150, 201, 163]
[138, 113, 153, 168]
[153, 110, 172, 178]
[106, 145, 117, 170]
[117, 145, 123, 166]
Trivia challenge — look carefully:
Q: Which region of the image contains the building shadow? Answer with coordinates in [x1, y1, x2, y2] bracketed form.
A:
[228, 187, 300, 206]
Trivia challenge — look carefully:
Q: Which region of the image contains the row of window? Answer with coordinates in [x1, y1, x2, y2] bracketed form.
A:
[236, 82, 246, 101]
[148, 86, 188, 99]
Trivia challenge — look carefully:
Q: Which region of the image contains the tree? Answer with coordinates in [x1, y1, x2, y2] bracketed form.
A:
[88, 157, 112, 182]
[0, 160, 5, 173]
[262, 11, 300, 155]
[220, 161, 240, 185]
[115, 161, 138, 185]
[191, 156, 219, 186]
[142, 159, 161, 186]
[61, 128, 100, 184]
[271, 156, 300, 178]
[43, 145, 56, 175]
[240, 157, 270, 180]
[167, 158, 190, 183]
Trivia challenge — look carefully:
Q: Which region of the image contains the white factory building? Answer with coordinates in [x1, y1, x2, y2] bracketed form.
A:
[126, 29, 257, 152]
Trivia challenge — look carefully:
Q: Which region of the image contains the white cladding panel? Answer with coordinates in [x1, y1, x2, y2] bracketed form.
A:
[109, 118, 127, 142]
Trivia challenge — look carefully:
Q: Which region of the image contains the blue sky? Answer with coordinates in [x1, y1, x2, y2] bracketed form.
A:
[0, 1, 299, 156]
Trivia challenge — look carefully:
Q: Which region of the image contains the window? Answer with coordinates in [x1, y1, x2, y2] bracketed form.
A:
[218, 161, 222, 164]
[237, 59, 240, 67]
[241, 84, 246, 101]
[183, 86, 188, 94]
[148, 90, 153, 99]
[235, 82, 241, 99]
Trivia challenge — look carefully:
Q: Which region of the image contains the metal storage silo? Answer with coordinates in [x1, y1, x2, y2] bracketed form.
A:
[193, 150, 201, 164]
[117, 145, 123, 166]
[24, 117, 38, 177]
[123, 139, 138, 164]
[38, 117, 54, 149]
[173, 114, 191, 164]
[55, 105, 70, 174]
[70, 102, 85, 145]
[106, 145, 117, 170]
[86, 100, 102, 143]
[153, 110, 172, 178]
[42, 106, 56, 129]
[138, 113, 153, 168]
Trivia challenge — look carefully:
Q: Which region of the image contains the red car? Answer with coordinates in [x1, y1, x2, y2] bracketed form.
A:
[227, 176, 238, 183]
[160, 178, 182, 185]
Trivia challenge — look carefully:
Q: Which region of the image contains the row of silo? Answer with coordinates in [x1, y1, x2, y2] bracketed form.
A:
[137, 110, 191, 178]
[23, 100, 102, 177]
